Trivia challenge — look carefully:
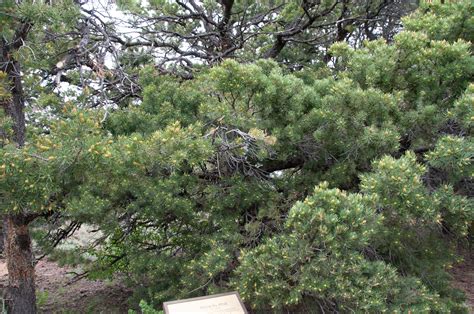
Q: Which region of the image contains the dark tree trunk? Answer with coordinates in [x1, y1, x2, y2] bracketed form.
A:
[263, 36, 287, 59]
[1, 51, 26, 147]
[3, 215, 36, 314]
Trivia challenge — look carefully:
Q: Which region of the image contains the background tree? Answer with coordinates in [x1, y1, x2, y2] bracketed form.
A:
[28, 0, 420, 106]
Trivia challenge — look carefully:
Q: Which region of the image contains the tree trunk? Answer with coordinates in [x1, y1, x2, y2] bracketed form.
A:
[3, 215, 36, 313]
[1, 21, 36, 314]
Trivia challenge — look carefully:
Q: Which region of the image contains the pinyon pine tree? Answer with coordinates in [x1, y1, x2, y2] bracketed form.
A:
[0, 0, 473, 313]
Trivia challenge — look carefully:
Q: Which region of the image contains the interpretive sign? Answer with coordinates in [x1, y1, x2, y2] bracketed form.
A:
[163, 291, 247, 314]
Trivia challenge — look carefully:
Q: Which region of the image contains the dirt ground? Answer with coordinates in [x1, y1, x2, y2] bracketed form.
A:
[0, 259, 133, 313]
[0, 251, 472, 313]
[450, 248, 474, 311]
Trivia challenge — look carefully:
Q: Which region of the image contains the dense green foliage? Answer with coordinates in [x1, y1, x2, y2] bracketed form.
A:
[1, 1, 473, 312]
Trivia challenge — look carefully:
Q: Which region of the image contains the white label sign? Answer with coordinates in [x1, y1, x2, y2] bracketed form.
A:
[163, 291, 247, 314]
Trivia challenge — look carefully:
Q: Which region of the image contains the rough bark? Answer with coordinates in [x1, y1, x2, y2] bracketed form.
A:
[3, 215, 36, 314]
